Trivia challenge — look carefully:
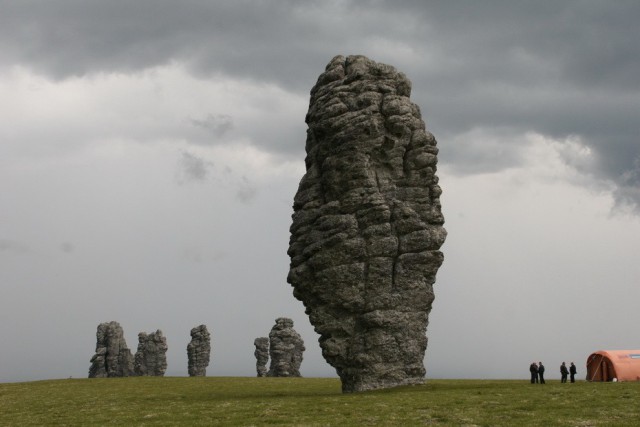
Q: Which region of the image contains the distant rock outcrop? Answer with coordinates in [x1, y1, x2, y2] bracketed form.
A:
[187, 325, 211, 377]
[88, 321, 135, 378]
[267, 318, 305, 377]
[253, 337, 269, 377]
[287, 55, 446, 392]
[134, 330, 168, 376]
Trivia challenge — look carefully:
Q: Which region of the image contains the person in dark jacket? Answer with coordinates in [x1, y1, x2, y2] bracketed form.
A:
[538, 362, 546, 384]
[529, 362, 539, 383]
[569, 362, 577, 383]
[560, 362, 569, 383]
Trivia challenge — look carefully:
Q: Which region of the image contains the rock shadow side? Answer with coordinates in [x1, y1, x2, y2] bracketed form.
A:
[288, 55, 446, 392]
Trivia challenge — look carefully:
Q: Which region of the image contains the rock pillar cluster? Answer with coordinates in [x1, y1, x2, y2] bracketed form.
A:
[134, 330, 168, 376]
[287, 55, 446, 392]
[253, 337, 269, 377]
[88, 321, 134, 378]
[187, 324, 211, 377]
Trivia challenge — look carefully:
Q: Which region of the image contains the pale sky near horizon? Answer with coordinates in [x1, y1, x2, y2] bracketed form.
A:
[1, 1, 639, 383]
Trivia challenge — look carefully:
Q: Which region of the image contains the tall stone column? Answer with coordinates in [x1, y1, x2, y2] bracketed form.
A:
[288, 55, 446, 392]
[187, 324, 211, 377]
[134, 330, 168, 376]
[89, 321, 134, 378]
[253, 337, 269, 377]
[267, 318, 305, 377]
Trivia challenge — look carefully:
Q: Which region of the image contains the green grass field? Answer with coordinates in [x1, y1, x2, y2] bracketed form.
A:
[1, 376, 639, 426]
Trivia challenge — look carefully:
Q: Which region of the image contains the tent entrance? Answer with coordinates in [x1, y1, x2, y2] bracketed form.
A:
[587, 354, 616, 381]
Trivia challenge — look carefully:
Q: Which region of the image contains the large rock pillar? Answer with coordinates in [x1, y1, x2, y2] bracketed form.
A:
[287, 55, 446, 392]
[134, 330, 168, 376]
[187, 325, 211, 377]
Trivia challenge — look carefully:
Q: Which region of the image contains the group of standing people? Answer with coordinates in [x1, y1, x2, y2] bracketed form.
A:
[560, 362, 577, 383]
[529, 361, 577, 383]
[529, 362, 546, 383]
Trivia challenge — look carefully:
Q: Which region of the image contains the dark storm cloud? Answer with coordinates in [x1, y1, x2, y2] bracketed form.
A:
[375, 1, 640, 209]
[2, 0, 638, 207]
[0, 0, 325, 87]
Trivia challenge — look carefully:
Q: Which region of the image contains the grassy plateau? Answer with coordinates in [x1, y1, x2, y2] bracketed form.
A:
[1, 376, 639, 426]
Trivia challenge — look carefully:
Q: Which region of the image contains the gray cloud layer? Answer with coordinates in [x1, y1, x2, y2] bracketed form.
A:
[2, 1, 637, 208]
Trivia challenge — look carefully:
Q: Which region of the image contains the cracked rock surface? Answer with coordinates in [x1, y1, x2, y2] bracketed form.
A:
[288, 55, 446, 392]
[88, 321, 134, 378]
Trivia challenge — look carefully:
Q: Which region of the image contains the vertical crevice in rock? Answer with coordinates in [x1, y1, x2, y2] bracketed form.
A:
[288, 55, 446, 392]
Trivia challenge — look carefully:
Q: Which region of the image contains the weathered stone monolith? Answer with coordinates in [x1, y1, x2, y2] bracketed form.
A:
[267, 318, 305, 377]
[134, 329, 168, 376]
[187, 324, 211, 377]
[254, 337, 269, 377]
[287, 55, 446, 392]
[88, 321, 134, 378]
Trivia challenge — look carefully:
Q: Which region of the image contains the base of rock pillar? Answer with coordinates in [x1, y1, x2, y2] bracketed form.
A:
[339, 371, 426, 393]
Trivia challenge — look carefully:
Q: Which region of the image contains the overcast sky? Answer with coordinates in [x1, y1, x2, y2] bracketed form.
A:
[1, 1, 639, 383]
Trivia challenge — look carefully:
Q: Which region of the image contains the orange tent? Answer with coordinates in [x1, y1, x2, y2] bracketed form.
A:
[586, 350, 640, 382]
